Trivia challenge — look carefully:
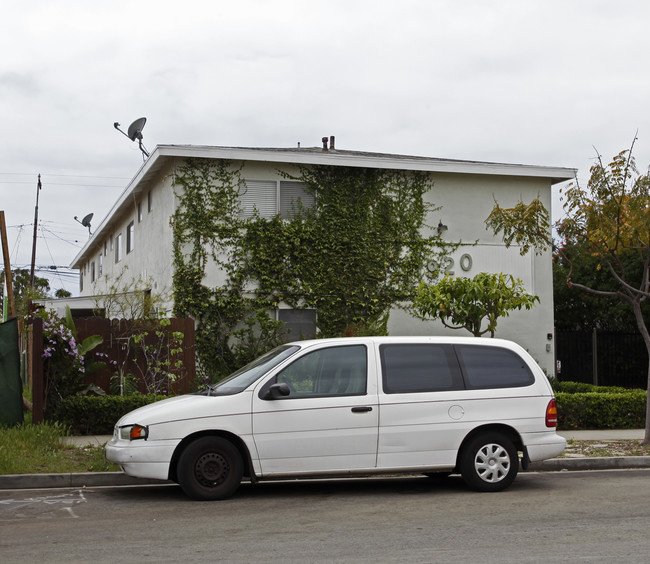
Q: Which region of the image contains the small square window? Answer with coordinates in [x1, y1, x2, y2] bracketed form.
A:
[278, 309, 316, 341]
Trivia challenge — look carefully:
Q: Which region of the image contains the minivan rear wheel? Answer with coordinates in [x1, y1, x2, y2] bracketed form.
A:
[177, 437, 243, 501]
[460, 433, 518, 492]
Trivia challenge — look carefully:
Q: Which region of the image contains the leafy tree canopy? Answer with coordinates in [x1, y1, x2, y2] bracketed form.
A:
[553, 239, 650, 331]
[413, 272, 539, 337]
[485, 139, 650, 443]
[1, 268, 50, 318]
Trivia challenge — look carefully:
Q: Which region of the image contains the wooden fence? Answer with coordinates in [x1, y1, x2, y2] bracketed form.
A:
[30, 317, 196, 422]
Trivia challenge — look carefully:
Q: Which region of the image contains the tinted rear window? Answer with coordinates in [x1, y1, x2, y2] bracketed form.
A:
[455, 345, 534, 389]
[380, 344, 463, 393]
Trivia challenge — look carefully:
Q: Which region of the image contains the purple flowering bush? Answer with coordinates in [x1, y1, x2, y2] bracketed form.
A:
[35, 307, 104, 416]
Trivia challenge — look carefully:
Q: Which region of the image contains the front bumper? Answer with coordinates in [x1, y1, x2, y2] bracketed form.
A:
[105, 437, 179, 481]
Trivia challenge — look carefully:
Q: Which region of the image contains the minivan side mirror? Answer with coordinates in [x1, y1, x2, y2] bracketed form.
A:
[267, 382, 291, 400]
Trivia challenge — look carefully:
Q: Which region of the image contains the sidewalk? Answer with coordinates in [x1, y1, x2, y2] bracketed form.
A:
[558, 429, 645, 440]
[1, 430, 648, 491]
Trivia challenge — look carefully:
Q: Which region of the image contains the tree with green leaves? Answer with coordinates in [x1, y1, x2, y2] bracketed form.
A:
[1, 268, 50, 318]
[553, 239, 650, 331]
[412, 272, 539, 337]
[486, 140, 650, 444]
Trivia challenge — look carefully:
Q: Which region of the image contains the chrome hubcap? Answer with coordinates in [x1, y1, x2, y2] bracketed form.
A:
[474, 443, 511, 483]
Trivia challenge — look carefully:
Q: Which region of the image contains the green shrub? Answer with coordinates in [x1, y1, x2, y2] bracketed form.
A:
[553, 381, 634, 394]
[52, 394, 167, 435]
[556, 390, 646, 430]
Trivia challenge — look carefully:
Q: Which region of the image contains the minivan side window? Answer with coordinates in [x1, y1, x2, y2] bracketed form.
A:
[380, 344, 463, 394]
[455, 345, 534, 389]
[275, 345, 367, 397]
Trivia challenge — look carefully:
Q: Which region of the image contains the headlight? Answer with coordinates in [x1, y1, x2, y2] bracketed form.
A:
[119, 424, 149, 441]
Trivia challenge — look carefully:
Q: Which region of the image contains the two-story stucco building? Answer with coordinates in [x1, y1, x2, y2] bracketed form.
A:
[69, 141, 575, 375]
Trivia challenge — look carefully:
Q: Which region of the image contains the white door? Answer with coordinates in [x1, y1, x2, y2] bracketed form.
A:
[251, 344, 378, 475]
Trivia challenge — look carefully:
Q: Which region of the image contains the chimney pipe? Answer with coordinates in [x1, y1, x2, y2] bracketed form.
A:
[322, 136, 329, 150]
[329, 135, 335, 150]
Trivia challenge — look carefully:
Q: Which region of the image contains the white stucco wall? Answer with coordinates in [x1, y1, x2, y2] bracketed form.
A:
[79, 163, 177, 314]
[386, 172, 555, 375]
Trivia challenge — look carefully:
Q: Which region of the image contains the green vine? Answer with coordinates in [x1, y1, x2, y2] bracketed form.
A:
[171, 158, 454, 381]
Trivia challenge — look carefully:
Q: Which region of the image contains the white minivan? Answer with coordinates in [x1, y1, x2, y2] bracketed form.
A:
[105, 336, 565, 500]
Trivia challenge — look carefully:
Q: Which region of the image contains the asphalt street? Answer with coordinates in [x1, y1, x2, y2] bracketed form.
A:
[1, 469, 649, 563]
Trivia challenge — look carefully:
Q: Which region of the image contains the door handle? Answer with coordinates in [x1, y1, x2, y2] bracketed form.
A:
[351, 406, 373, 413]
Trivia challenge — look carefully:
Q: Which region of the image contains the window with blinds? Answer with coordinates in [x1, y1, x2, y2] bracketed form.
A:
[240, 180, 314, 219]
[279, 181, 315, 219]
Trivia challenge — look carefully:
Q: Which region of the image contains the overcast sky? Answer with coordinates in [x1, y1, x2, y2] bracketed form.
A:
[2, 0, 650, 295]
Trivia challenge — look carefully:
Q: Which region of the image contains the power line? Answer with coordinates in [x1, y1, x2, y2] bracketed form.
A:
[0, 172, 130, 180]
[41, 224, 67, 289]
[0, 181, 126, 188]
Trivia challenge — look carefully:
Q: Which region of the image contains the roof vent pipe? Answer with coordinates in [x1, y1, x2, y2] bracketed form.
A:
[329, 136, 335, 150]
[322, 136, 329, 150]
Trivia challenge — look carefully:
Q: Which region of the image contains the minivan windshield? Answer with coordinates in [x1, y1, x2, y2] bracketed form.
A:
[205, 345, 300, 396]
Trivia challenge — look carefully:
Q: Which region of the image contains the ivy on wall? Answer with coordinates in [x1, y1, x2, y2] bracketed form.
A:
[171, 158, 453, 381]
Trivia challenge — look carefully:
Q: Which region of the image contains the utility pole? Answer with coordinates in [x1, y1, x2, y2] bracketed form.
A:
[0, 210, 16, 319]
[30, 174, 42, 288]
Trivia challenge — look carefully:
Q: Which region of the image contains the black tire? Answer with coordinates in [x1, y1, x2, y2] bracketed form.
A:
[459, 433, 518, 492]
[177, 437, 243, 501]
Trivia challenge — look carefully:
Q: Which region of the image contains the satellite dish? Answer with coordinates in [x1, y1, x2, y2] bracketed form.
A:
[127, 117, 147, 141]
[81, 213, 94, 228]
[114, 117, 150, 160]
[74, 213, 94, 236]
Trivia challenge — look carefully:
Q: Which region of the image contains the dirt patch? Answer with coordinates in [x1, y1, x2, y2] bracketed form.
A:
[561, 439, 650, 458]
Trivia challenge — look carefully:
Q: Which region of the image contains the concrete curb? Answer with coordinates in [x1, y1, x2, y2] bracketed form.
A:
[0, 472, 170, 490]
[528, 456, 650, 472]
[2, 457, 650, 490]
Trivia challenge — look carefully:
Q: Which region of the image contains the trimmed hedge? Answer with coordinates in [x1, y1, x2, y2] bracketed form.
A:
[52, 394, 168, 435]
[52, 382, 649, 434]
[553, 381, 634, 395]
[555, 382, 647, 430]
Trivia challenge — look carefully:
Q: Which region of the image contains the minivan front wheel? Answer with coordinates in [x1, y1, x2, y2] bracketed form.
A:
[460, 433, 518, 492]
[177, 437, 243, 501]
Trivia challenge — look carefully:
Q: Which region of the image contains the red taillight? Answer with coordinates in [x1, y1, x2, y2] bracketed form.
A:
[546, 398, 558, 427]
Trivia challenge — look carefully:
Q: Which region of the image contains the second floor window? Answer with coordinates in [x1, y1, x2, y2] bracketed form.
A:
[127, 221, 135, 254]
[239, 180, 314, 219]
[115, 233, 122, 263]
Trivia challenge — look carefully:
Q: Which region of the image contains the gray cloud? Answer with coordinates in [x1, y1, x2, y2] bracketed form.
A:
[1, 0, 649, 294]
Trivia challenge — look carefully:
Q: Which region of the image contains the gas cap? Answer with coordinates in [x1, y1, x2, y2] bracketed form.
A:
[448, 405, 465, 420]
